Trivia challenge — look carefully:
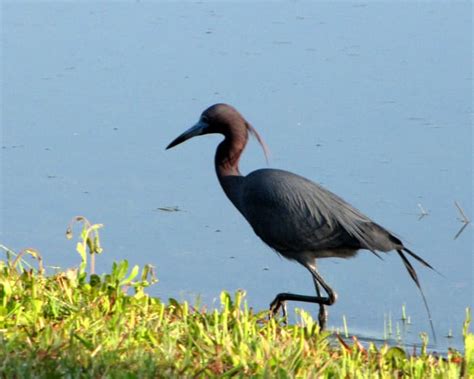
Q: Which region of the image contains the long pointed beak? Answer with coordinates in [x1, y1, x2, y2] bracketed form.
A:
[166, 120, 209, 150]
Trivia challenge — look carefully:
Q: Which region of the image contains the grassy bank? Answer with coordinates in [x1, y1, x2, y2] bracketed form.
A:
[0, 220, 472, 378]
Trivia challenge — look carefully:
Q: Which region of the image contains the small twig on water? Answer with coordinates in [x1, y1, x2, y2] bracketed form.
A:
[454, 201, 470, 224]
[453, 201, 471, 240]
[454, 223, 469, 240]
[417, 203, 429, 220]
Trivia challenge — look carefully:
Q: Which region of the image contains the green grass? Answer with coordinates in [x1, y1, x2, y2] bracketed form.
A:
[0, 219, 472, 378]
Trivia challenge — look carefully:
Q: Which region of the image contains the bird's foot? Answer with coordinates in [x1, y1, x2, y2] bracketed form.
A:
[269, 296, 288, 325]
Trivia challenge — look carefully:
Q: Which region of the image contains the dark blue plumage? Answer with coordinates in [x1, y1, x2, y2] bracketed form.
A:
[167, 103, 435, 336]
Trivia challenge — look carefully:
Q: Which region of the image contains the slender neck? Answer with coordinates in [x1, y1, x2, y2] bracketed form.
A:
[214, 131, 247, 208]
[214, 131, 247, 179]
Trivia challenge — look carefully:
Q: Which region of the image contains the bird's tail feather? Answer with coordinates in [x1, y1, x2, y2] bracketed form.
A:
[402, 247, 434, 270]
[403, 247, 444, 277]
[396, 249, 437, 344]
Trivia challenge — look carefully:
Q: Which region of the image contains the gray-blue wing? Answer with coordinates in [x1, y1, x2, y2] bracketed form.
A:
[238, 169, 398, 256]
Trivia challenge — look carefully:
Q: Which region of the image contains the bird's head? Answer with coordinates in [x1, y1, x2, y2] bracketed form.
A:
[166, 103, 269, 161]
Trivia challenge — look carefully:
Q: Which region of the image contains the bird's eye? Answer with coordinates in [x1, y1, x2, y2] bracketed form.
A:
[201, 115, 209, 123]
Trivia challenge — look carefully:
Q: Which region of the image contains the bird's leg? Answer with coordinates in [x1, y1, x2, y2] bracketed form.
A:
[313, 278, 327, 330]
[281, 301, 288, 325]
[269, 262, 337, 329]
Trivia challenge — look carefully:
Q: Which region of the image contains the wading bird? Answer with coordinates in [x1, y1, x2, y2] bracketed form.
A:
[166, 103, 434, 333]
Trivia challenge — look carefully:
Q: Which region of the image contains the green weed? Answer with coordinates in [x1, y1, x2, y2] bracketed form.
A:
[0, 219, 470, 377]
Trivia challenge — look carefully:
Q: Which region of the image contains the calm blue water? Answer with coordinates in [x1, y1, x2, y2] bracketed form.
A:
[2, 2, 472, 352]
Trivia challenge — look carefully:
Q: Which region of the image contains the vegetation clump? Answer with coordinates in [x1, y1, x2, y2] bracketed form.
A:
[0, 219, 472, 378]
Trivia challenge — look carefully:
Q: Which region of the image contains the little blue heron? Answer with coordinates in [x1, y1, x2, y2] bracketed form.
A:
[166, 103, 435, 333]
